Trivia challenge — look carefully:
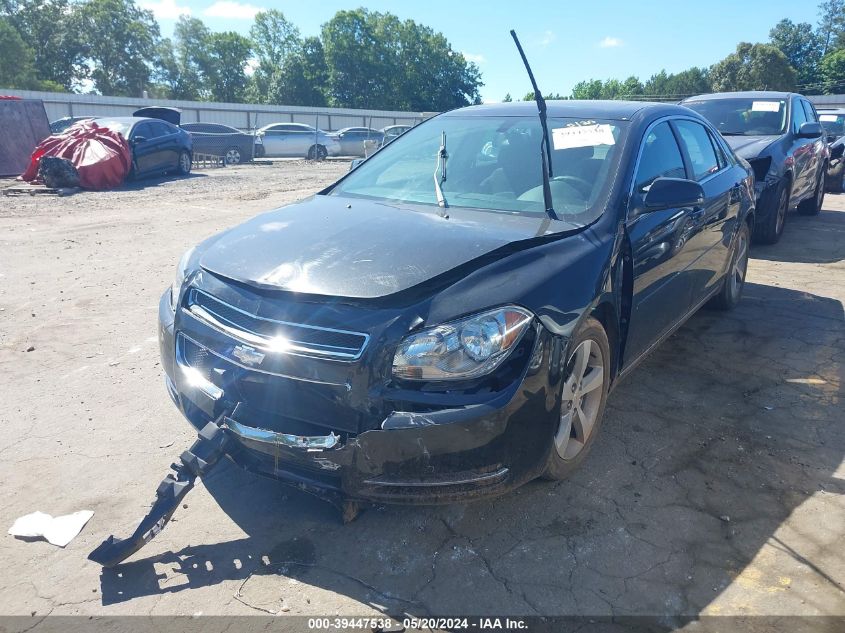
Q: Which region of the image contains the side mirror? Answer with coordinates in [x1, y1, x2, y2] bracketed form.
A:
[798, 121, 823, 138]
[133, 136, 147, 145]
[643, 177, 704, 211]
[349, 158, 364, 171]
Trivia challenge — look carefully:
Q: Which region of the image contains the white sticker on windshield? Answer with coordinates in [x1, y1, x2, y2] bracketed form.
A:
[751, 101, 781, 112]
[820, 114, 838, 122]
[552, 124, 615, 150]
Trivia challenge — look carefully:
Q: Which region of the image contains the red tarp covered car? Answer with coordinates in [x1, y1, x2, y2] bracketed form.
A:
[20, 122, 132, 190]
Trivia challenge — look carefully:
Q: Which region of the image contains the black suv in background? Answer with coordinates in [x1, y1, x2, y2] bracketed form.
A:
[681, 92, 827, 244]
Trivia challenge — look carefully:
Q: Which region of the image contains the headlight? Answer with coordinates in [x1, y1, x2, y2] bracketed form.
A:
[169, 247, 195, 311]
[392, 306, 533, 381]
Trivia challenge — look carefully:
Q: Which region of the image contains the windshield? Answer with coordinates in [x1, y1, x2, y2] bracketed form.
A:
[684, 98, 788, 136]
[820, 113, 845, 137]
[331, 115, 626, 223]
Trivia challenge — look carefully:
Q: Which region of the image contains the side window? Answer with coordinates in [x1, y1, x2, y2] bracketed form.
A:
[132, 122, 152, 139]
[634, 121, 686, 193]
[674, 120, 720, 181]
[150, 122, 172, 137]
[802, 100, 817, 122]
[793, 99, 808, 133]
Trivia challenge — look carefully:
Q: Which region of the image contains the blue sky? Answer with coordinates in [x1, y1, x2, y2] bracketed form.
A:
[143, 0, 820, 103]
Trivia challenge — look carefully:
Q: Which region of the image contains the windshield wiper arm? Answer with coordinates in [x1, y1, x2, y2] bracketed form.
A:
[434, 130, 448, 210]
[510, 29, 558, 222]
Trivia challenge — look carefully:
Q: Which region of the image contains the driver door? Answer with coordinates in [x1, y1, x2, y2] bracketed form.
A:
[624, 120, 699, 364]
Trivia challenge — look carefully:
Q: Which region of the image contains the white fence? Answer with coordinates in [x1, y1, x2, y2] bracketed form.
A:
[0, 89, 430, 132]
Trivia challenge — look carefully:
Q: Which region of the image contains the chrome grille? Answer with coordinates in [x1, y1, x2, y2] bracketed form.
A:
[185, 289, 368, 360]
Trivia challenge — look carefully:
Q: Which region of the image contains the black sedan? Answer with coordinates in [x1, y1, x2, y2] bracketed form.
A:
[93, 116, 192, 180]
[181, 122, 260, 165]
[681, 91, 827, 244]
[159, 101, 754, 506]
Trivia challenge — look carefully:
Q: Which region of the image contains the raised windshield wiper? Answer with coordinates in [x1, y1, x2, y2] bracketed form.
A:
[510, 29, 559, 222]
[434, 130, 448, 210]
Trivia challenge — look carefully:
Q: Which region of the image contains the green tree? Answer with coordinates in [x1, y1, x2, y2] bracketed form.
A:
[162, 16, 212, 100]
[321, 9, 481, 110]
[769, 19, 822, 89]
[570, 79, 603, 99]
[710, 42, 797, 92]
[817, 0, 845, 56]
[203, 31, 252, 102]
[249, 10, 300, 102]
[620, 76, 645, 97]
[502, 93, 512, 102]
[266, 36, 328, 106]
[0, 0, 84, 90]
[819, 49, 845, 92]
[74, 0, 160, 96]
[0, 16, 42, 89]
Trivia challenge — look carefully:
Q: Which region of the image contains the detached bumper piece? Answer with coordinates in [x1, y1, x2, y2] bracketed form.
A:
[88, 420, 229, 567]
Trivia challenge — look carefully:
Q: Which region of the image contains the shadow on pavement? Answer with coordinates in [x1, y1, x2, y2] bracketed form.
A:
[752, 204, 845, 264]
[99, 228, 844, 624]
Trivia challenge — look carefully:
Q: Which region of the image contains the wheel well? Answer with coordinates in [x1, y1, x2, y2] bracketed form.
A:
[591, 301, 619, 381]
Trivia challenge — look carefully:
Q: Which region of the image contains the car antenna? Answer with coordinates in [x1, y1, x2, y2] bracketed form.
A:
[510, 29, 559, 222]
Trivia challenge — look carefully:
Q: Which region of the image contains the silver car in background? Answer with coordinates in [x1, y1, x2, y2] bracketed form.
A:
[329, 127, 384, 157]
[256, 123, 341, 159]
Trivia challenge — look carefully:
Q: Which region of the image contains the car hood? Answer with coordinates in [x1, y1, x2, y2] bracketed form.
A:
[198, 195, 569, 299]
[723, 135, 778, 159]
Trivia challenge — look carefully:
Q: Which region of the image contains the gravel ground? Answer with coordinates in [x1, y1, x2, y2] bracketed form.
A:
[0, 162, 843, 629]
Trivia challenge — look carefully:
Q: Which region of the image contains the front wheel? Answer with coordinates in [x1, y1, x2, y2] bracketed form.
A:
[307, 144, 328, 161]
[543, 317, 611, 481]
[177, 151, 192, 175]
[798, 167, 825, 216]
[754, 179, 789, 245]
[710, 221, 750, 311]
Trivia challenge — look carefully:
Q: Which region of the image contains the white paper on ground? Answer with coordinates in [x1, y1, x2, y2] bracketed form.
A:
[8, 510, 94, 547]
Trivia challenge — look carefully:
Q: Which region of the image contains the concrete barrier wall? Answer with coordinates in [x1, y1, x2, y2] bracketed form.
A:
[0, 89, 432, 132]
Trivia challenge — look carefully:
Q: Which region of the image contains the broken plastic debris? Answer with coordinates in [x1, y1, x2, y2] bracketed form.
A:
[9, 510, 94, 547]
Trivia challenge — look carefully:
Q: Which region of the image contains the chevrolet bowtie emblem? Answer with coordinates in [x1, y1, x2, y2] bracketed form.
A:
[232, 345, 265, 366]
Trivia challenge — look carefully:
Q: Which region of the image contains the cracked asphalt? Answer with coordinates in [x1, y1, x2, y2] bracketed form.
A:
[1, 161, 843, 628]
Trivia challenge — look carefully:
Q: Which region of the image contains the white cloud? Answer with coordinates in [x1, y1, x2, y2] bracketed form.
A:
[141, 0, 190, 19]
[203, 1, 263, 19]
[538, 31, 555, 47]
[599, 36, 623, 48]
[462, 52, 485, 64]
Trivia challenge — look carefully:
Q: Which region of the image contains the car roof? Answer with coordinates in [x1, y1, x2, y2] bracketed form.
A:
[682, 91, 796, 102]
[93, 116, 156, 126]
[184, 122, 237, 129]
[261, 122, 313, 129]
[446, 100, 691, 121]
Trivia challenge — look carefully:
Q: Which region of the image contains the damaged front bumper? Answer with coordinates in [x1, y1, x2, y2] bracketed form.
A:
[159, 291, 559, 505]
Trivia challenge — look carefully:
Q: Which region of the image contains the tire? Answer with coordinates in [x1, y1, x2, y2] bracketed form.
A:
[710, 220, 750, 311]
[798, 166, 825, 215]
[753, 178, 789, 245]
[307, 144, 328, 161]
[177, 151, 192, 175]
[542, 317, 611, 481]
[224, 147, 242, 166]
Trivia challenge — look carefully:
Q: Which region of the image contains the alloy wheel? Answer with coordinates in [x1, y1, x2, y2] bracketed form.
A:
[225, 148, 241, 165]
[180, 152, 191, 173]
[554, 339, 605, 460]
